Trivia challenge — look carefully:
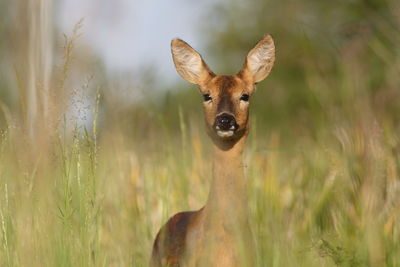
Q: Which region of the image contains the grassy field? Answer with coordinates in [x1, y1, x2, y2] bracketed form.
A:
[1, 67, 400, 267]
[1, 84, 400, 267]
[1, 1, 400, 266]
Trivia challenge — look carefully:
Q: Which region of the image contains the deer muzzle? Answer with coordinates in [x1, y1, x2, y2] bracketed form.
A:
[214, 113, 238, 138]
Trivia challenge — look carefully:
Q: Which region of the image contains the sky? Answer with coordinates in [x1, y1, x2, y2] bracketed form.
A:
[58, 0, 214, 84]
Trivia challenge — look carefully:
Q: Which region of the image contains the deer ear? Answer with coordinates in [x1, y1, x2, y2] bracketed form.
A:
[241, 34, 275, 83]
[171, 39, 214, 85]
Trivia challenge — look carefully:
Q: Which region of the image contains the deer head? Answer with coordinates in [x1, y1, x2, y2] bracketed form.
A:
[171, 35, 275, 147]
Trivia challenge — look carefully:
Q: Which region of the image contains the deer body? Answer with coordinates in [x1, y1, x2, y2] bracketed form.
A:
[150, 35, 275, 267]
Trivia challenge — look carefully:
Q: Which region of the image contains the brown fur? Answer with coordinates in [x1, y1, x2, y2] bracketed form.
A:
[150, 209, 203, 267]
[150, 35, 275, 266]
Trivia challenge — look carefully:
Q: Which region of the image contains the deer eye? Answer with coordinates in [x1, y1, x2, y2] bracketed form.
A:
[203, 94, 212, 102]
[240, 94, 250, 101]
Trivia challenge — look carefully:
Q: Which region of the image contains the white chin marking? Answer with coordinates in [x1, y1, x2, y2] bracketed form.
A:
[217, 130, 234, 137]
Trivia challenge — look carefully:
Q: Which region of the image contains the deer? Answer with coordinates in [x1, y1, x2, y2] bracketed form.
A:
[150, 34, 275, 267]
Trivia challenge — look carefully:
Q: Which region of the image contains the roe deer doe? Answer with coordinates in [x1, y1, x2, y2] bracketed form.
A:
[150, 35, 275, 267]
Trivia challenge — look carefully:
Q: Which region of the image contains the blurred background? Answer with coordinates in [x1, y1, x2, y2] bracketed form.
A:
[0, 0, 399, 266]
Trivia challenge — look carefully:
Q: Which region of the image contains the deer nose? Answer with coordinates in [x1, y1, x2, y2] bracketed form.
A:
[215, 113, 237, 131]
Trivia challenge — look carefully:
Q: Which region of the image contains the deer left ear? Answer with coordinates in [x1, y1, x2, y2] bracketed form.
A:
[241, 34, 275, 83]
[171, 38, 214, 86]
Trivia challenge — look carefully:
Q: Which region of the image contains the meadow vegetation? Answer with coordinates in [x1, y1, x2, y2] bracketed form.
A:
[0, 0, 399, 266]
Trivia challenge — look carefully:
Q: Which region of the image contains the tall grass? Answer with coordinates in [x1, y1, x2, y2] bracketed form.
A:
[2, 88, 400, 266]
[0, 1, 400, 266]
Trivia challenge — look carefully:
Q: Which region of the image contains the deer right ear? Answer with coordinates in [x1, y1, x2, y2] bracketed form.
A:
[241, 34, 275, 83]
[171, 39, 214, 85]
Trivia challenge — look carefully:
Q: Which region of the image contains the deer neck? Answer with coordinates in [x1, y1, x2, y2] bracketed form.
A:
[204, 135, 248, 224]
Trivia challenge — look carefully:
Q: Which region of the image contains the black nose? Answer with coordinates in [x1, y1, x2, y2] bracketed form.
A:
[215, 113, 237, 131]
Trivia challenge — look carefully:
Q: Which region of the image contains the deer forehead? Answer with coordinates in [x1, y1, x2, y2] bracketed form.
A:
[202, 75, 252, 96]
